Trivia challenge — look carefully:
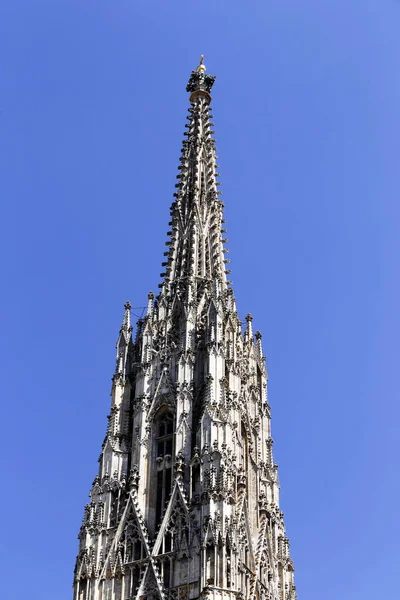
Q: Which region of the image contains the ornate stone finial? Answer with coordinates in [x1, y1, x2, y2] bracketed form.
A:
[114, 301, 133, 376]
[122, 301, 132, 332]
[255, 330, 264, 361]
[186, 57, 216, 103]
[197, 54, 206, 73]
[244, 313, 253, 341]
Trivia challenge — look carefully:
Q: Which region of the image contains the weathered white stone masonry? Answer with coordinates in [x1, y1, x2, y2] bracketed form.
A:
[73, 58, 297, 600]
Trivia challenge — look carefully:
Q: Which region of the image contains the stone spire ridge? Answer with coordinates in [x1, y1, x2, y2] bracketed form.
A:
[159, 57, 231, 298]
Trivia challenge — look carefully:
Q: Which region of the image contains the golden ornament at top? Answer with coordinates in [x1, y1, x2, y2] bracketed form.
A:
[196, 55, 206, 73]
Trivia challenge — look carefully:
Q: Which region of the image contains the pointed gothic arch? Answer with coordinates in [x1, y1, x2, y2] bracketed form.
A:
[151, 407, 175, 529]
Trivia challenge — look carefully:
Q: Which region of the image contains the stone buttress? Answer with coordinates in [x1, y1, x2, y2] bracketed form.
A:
[73, 58, 297, 600]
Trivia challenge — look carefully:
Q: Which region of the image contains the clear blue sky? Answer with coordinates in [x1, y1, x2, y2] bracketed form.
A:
[1, 1, 399, 599]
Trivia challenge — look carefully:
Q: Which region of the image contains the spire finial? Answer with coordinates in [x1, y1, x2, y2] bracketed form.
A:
[245, 313, 253, 341]
[115, 301, 132, 374]
[186, 57, 215, 102]
[122, 301, 132, 333]
[197, 55, 206, 73]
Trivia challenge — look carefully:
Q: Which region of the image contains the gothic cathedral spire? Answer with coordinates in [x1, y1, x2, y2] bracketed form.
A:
[73, 58, 297, 600]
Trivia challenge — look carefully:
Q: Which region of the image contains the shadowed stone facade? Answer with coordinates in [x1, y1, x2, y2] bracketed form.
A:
[73, 59, 297, 600]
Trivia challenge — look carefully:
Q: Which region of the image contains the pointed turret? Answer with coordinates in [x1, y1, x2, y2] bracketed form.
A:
[115, 301, 133, 376]
[244, 312, 254, 345]
[255, 330, 264, 361]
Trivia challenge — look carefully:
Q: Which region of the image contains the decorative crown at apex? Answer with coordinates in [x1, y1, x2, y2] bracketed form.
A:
[186, 56, 216, 100]
[124, 301, 132, 311]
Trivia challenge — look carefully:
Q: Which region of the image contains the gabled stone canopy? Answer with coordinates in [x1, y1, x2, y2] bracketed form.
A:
[73, 58, 297, 600]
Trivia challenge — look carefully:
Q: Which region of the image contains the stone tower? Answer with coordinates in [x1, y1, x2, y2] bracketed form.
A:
[73, 58, 297, 600]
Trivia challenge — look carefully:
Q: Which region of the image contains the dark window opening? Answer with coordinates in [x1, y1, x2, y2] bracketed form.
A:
[131, 567, 140, 595]
[206, 543, 215, 585]
[163, 560, 171, 588]
[226, 550, 231, 588]
[191, 464, 200, 498]
[109, 490, 119, 528]
[156, 414, 174, 457]
[134, 540, 142, 561]
[165, 468, 172, 495]
[155, 412, 174, 526]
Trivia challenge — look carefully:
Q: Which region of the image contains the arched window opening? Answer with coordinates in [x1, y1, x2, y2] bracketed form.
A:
[155, 411, 174, 527]
[226, 539, 232, 588]
[218, 538, 224, 588]
[109, 490, 119, 528]
[191, 463, 200, 500]
[157, 413, 173, 457]
[206, 542, 215, 585]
